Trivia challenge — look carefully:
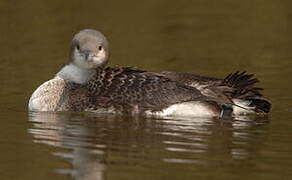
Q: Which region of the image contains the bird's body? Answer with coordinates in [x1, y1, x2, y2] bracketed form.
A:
[28, 29, 271, 118]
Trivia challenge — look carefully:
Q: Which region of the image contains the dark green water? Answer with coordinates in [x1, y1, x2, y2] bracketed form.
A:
[1, 0, 292, 179]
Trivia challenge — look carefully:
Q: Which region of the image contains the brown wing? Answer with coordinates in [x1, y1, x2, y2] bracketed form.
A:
[84, 67, 216, 113]
[159, 71, 221, 85]
[158, 71, 232, 103]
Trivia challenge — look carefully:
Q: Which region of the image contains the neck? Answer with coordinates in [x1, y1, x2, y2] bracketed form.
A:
[56, 63, 96, 84]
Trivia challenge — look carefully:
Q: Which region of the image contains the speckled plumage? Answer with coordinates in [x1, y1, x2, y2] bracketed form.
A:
[29, 77, 68, 111]
[70, 67, 220, 114]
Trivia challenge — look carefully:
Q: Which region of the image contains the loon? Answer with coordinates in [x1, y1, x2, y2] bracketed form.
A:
[28, 29, 271, 118]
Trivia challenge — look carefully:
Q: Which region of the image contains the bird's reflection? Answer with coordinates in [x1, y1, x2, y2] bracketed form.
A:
[29, 112, 108, 180]
[28, 112, 270, 180]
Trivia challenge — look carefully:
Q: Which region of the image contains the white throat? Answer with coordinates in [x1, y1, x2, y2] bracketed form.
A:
[56, 63, 96, 84]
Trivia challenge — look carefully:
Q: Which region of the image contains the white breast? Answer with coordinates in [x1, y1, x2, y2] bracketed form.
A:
[28, 77, 67, 111]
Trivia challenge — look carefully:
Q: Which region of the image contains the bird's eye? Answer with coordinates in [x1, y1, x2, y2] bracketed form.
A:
[98, 46, 103, 51]
[76, 44, 80, 50]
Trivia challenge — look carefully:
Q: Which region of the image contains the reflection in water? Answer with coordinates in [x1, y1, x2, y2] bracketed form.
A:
[28, 112, 269, 180]
[29, 112, 107, 180]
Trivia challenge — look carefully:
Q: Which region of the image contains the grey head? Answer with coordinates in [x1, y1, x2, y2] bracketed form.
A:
[69, 29, 109, 69]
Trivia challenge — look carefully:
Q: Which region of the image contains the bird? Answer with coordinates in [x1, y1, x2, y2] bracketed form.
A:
[28, 29, 271, 118]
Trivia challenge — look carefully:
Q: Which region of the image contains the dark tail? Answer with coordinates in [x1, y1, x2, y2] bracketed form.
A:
[223, 71, 271, 113]
[246, 97, 271, 113]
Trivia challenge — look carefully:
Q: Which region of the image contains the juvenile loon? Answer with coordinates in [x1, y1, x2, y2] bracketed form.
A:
[28, 29, 271, 118]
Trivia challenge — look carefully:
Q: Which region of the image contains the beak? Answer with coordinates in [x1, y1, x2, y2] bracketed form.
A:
[83, 50, 91, 60]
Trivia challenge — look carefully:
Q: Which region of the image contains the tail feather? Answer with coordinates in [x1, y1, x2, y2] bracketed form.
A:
[223, 71, 271, 114]
[223, 71, 263, 98]
[246, 97, 271, 113]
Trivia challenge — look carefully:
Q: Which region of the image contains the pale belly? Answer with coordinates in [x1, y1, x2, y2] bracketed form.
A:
[146, 101, 220, 118]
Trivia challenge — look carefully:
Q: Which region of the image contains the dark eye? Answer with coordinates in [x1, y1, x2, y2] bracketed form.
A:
[98, 46, 103, 51]
[76, 44, 80, 50]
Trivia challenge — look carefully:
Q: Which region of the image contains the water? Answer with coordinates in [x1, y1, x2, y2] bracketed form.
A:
[1, 0, 292, 179]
